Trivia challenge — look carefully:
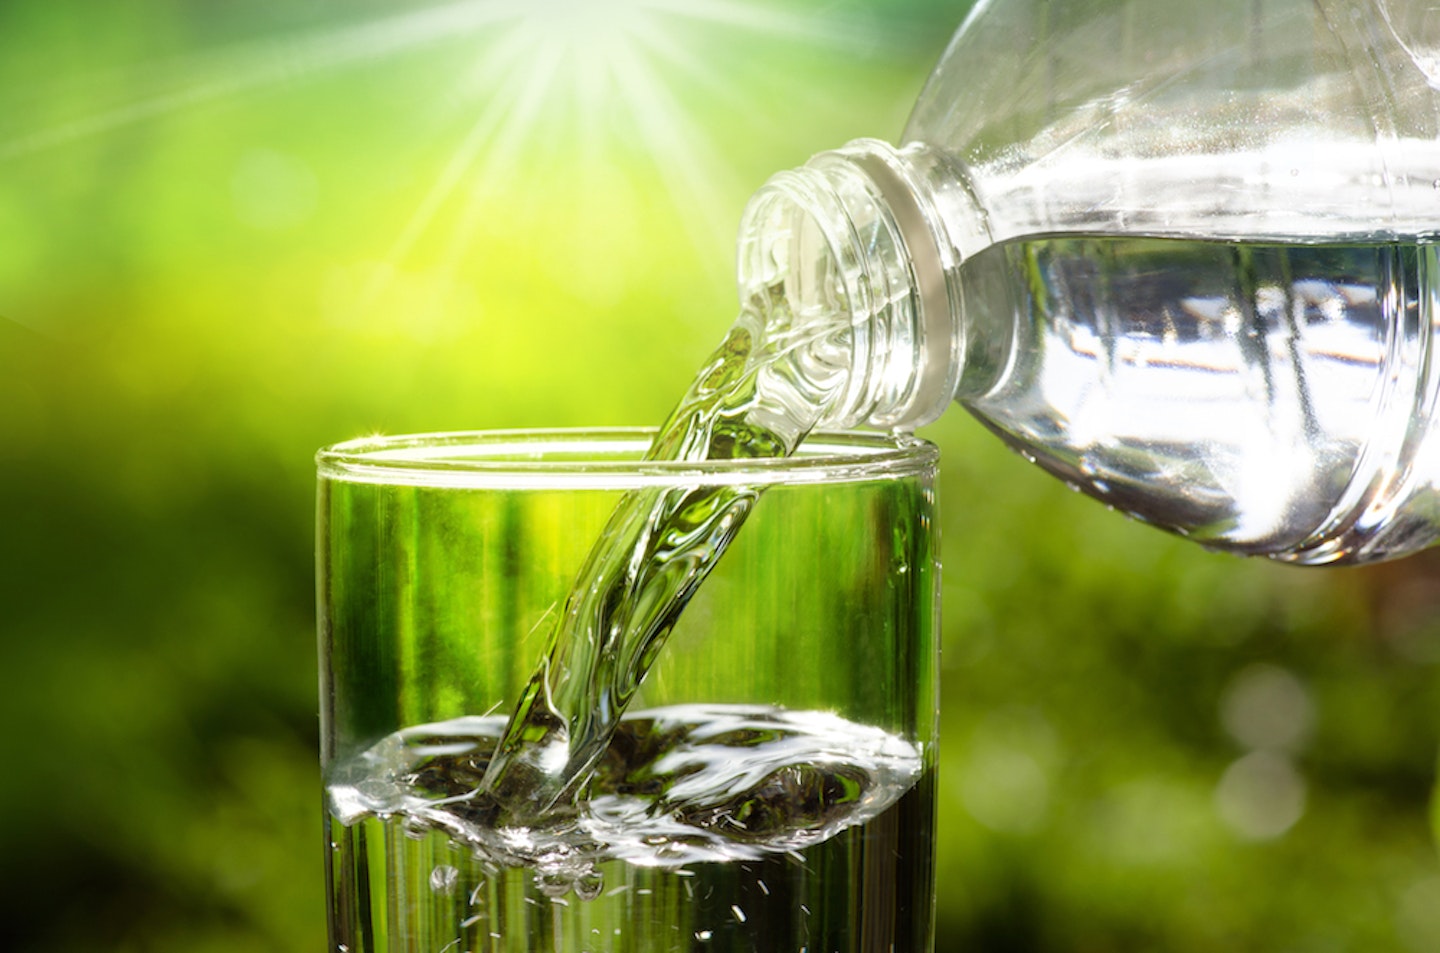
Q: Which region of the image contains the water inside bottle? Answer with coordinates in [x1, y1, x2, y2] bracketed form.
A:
[959, 234, 1440, 563]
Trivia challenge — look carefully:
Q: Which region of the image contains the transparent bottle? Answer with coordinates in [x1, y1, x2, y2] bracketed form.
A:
[737, 0, 1440, 565]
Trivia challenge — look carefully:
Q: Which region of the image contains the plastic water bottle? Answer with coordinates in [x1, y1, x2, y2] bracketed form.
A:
[737, 0, 1440, 565]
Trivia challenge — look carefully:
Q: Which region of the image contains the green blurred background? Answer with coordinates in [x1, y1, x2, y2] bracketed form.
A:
[2, 0, 1438, 950]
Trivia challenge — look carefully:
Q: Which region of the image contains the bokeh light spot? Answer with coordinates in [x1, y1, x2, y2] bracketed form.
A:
[1214, 750, 1307, 841]
[956, 708, 1057, 835]
[1219, 662, 1315, 752]
[1397, 876, 1440, 952]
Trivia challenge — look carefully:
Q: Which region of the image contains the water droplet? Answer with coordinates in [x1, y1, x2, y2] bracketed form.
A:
[1092, 479, 1111, 494]
[731, 904, 748, 923]
[695, 930, 714, 942]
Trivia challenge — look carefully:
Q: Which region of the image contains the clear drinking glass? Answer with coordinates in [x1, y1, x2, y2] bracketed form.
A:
[316, 428, 940, 953]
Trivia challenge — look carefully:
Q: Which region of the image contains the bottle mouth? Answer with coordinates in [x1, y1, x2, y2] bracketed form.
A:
[839, 143, 960, 429]
[736, 140, 960, 431]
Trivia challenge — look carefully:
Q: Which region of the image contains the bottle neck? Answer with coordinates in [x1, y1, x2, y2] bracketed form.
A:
[736, 139, 988, 430]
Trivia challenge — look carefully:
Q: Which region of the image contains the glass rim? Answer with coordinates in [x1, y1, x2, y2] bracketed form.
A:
[316, 427, 938, 489]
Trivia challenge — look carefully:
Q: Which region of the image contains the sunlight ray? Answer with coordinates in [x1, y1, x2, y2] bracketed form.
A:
[629, 20, 848, 158]
[572, 42, 615, 164]
[647, 0, 903, 52]
[0, 0, 514, 160]
[361, 91, 516, 310]
[360, 33, 567, 310]
[478, 22, 574, 177]
[373, 27, 546, 269]
[624, 15, 756, 112]
[5, 0, 927, 303]
[606, 47, 740, 263]
[366, 24, 574, 315]
[432, 37, 574, 272]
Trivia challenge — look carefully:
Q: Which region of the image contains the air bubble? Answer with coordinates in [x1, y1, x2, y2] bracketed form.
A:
[573, 872, 604, 902]
[430, 865, 459, 894]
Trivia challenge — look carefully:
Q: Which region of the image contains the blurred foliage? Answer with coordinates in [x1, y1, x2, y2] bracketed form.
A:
[1, 1, 1438, 951]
